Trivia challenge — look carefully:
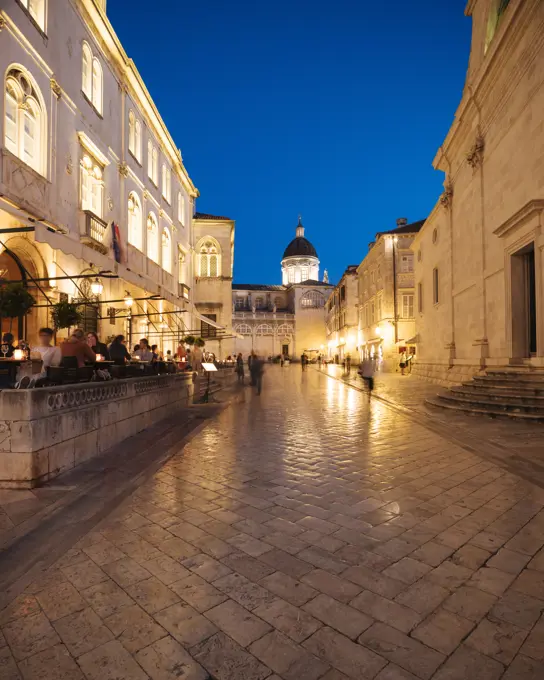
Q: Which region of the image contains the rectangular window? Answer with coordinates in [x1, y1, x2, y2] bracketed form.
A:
[402, 294, 414, 319]
[433, 268, 439, 304]
[418, 282, 423, 313]
[147, 141, 153, 179]
[201, 313, 217, 339]
[235, 297, 245, 309]
[371, 301, 375, 324]
[23, 111, 37, 167]
[400, 255, 414, 273]
[377, 296, 382, 321]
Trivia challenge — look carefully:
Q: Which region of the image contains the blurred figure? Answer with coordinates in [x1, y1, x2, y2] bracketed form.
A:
[32, 327, 61, 379]
[1, 332, 15, 357]
[250, 353, 264, 395]
[359, 357, 375, 395]
[236, 352, 245, 384]
[60, 329, 96, 367]
[134, 338, 153, 362]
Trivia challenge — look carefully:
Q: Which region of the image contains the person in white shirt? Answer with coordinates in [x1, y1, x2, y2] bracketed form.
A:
[133, 338, 153, 362]
[32, 327, 61, 380]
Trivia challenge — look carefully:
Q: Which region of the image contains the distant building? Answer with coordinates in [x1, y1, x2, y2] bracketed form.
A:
[357, 219, 424, 371]
[412, 0, 544, 384]
[232, 219, 333, 358]
[325, 265, 359, 363]
[192, 213, 235, 359]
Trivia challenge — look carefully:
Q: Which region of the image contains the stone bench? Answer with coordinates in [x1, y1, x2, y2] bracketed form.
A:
[0, 373, 196, 489]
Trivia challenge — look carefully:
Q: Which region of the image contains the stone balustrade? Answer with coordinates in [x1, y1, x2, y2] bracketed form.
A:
[0, 372, 196, 489]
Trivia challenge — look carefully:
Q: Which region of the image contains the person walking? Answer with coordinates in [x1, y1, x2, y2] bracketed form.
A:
[236, 353, 245, 384]
[248, 352, 255, 385]
[280, 354, 284, 367]
[346, 353, 351, 375]
[301, 352, 307, 371]
[359, 357, 375, 396]
[250, 354, 264, 395]
[399, 350, 407, 376]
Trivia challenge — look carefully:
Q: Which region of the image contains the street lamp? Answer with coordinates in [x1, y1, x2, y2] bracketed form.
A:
[90, 277, 103, 296]
[124, 292, 134, 308]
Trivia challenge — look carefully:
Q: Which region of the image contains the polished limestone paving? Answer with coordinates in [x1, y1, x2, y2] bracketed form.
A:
[1, 366, 544, 679]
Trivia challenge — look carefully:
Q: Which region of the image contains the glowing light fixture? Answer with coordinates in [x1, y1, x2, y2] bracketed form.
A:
[13, 349, 25, 360]
[124, 291, 134, 307]
[376, 326, 382, 336]
[90, 277, 103, 296]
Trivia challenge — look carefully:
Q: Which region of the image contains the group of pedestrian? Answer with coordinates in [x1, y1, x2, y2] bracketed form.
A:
[236, 352, 264, 395]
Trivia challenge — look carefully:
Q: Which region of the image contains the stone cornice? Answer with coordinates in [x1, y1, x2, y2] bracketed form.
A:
[493, 200, 544, 238]
[438, 0, 542, 163]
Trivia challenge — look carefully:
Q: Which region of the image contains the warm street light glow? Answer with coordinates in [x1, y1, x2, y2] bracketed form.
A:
[124, 292, 134, 307]
[13, 349, 25, 360]
[90, 277, 103, 296]
[376, 326, 382, 336]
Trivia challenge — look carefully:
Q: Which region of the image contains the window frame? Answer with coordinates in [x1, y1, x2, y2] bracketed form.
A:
[147, 211, 159, 263]
[81, 41, 103, 116]
[80, 152, 104, 218]
[17, 0, 47, 34]
[401, 294, 414, 319]
[432, 268, 439, 305]
[161, 226, 172, 273]
[127, 191, 142, 250]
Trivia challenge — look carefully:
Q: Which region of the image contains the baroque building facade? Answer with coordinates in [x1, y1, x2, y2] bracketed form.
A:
[357, 219, 423, 370]
[412, 0, 544, 384]
[0, 0, 206, 353]
[232, 220, 333, 358]
[325, 265, 359, 362]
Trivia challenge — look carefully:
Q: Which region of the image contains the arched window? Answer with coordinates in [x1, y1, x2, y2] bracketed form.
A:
[162, 165, 171, 202]
[161, 227, 172, 273]
[301, 266, 309, 282]
[152, 147, 158, 184]
[80, 154, 103, 217]
[20, 0, 46, 31]
[147, 140, 153, 179]
[127, 192, 142, 250]
[255, 324, 274, 336]
[277, 323, 294, 336]
[4, 69, 45, 175]
[128, 111, 135, 154]
[134, 120, 141, 162]
[178, 192, 185, 224]
[486, 0, 511, 52]
[197, 238, 221, 277]
[82, 43, 92, 99]
[92, 58, 102, 114]
[147, 212, 158, 262]
[235, 324, 252, 336]
[82, 42, 103, 113]
[288, 268, 295, 284]
[301, 290, 325, 308]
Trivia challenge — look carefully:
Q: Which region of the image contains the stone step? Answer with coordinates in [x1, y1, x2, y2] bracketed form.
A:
[461, 381, 544, 396]
[435, 392, 544, 415]
[451, 386, 544, 406]
[426, 396, 544, 421]
[473, 376, 544, 388]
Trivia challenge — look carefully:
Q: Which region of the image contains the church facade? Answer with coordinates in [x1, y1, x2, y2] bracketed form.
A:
[232, 219, 333, 359]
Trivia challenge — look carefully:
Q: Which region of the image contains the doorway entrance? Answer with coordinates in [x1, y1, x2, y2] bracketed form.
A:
[511, 242, 537, 358]
[282, 343, 289, 357]
[0, 249, 28, 340]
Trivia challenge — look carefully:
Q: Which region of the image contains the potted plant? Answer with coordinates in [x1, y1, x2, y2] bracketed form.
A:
[194, 337, 206, 348]
[183, 335, 196, 346]
[51, 301, 82, 330]
[0, 283, 36, 330]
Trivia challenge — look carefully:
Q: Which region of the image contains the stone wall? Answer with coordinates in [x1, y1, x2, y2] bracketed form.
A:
[411, 362, 484, 387]
[0, 373, 195, 489]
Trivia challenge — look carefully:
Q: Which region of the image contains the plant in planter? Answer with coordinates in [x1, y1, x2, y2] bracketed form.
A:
[0, 283, 36, 330]
[194, 337, 206, 348]
[51, 301, 82, 330]
[183, 335, 196, 346]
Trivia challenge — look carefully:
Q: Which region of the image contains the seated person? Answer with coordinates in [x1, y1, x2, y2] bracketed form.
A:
[133, 338, 153, 362]
[86, 331, 110, 360]
[31, 328, 61, 378]
[109, 334, 132, 364]
[1, 332, 15, 358]
[60, 329, 96, 367]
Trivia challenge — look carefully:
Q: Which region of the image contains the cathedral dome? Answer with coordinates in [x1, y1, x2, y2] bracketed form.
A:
[282, 218, 318, 259]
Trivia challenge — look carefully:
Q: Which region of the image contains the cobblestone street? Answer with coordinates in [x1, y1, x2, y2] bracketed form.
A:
[2, 366, 544, 679]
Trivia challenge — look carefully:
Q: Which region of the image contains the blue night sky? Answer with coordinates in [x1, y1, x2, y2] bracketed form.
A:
[108, 0, 471, 286]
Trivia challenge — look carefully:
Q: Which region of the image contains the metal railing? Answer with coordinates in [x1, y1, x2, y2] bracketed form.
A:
[233, 310, 295, 320]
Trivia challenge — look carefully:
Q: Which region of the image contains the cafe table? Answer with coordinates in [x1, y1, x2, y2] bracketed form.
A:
[0, 358, 41, 388]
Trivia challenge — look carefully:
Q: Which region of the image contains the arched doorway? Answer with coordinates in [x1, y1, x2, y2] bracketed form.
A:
[0, 248, 29, 340]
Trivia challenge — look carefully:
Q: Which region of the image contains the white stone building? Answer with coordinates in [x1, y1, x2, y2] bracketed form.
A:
[412, 0, 544, 385]
[325, 265, 359, 362]
[0, 0, 202, 353]
[357, 219, 424, 371]
[232, 219, 333, 359]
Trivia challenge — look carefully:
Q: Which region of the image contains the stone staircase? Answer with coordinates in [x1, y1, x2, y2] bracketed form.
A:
[426, 367, 544, 421]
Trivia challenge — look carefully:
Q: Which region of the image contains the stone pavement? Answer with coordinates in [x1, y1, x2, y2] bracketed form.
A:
[1, 366, 544, 679]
